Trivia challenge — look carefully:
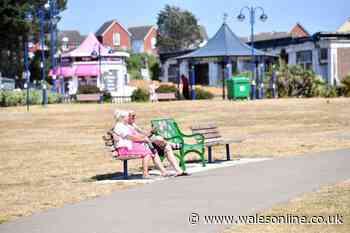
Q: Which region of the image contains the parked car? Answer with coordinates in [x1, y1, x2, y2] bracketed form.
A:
[0, 77, 15, 91]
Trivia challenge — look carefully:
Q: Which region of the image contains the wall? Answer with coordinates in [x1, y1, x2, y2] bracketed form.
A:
[101, 22, 131, 50]
[144, 27, 158, 55]
[337, 48, 350, 81]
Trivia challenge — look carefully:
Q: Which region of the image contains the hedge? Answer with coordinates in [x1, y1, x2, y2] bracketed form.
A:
[0, 90, 61, 107]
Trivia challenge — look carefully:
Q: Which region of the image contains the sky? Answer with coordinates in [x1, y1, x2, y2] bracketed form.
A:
[59, 0, 350, 38]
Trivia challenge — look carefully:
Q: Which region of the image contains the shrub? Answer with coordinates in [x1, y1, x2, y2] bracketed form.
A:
[341, 74, 350, 97]
[129, 69, 143, 80]
[194, 88, 214, 99]
[20, 90, 42, 105]
[31, 90, 43, 104]
[102, 91, 112, 103]
[1, 90, 24, 107]
[321, 86, 338, 98]
[77, 85, 100, 94]
[127, 53, 160, 81]
[47, 92, 61, 104]
[0, 90, 61, 107]
[156, 84, 178, 93]
[131, 88, 149, 102]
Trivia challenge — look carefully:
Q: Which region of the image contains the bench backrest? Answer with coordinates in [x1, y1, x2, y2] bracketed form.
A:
[191, 123, 222, 145]
[151, 118, 183, 144]
[157, 93, 176, 100]
[77, 94, 101, 101]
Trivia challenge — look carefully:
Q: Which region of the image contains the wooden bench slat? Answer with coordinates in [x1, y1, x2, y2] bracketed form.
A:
[202, 132, 222, 139]
[192, 128, 219, 135]
[204, 138, 223, 144]
[77, 94, 101, 102]
[191, 123, 218, 131]
[221, 138, 244, 144]
[157, 93, 176, 101]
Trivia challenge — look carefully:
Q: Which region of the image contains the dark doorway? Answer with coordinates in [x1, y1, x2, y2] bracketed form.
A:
[280, 49, 289, 64]
[195, 63, 209, 85]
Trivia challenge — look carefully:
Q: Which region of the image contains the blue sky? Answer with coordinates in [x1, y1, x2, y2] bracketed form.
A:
[59, 0, 349, 37]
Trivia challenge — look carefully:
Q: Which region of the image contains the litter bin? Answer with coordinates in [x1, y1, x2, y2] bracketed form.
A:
[227, 76, 250, 100]
[226, 78, 233, 99]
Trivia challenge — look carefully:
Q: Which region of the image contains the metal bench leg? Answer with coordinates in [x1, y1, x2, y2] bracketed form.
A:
[123, 160, 128, 179]
[208, 146, 213, 163]
[226, 144, 231, 161]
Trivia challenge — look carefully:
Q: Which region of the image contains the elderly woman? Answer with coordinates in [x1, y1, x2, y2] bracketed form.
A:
[127, 111, 189, 177]
[113, 110, 169, 178]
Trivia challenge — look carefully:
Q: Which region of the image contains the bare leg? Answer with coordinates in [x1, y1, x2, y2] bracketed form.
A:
[152, 155, 169, 176]
[142, 155, 151, 177]
[164, 144, 183, 174]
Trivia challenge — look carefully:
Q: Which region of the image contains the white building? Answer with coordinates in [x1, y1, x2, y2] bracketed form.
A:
[51, 33, 135, 98]
[250, 23, 350, 85]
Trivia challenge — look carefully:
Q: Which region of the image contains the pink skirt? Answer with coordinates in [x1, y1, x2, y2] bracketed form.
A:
[117, 142, 154, 158]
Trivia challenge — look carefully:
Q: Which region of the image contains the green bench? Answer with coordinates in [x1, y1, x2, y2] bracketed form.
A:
[151, 118, 206, 171]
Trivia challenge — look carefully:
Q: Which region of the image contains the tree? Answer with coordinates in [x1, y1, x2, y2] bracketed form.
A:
[0, 0, 67, 85]
[127, 53, 160, 80]
[156, 5, 203, 53]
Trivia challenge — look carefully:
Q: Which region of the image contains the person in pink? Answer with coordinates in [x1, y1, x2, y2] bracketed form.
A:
[113, 110, 169, 178]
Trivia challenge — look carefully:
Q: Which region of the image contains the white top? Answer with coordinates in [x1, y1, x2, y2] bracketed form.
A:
[113, 122, 133, 149]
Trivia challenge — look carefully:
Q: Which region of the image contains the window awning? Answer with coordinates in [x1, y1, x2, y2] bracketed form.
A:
[49, 66, 76, 77]
[75, 64, 100, 76]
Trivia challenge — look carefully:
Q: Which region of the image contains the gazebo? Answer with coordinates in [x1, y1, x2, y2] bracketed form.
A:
[177, 22, 276, 99]
[50, 33, 130, 97]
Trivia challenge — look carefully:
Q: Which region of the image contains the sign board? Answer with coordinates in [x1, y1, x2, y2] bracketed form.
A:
[141, 68, 150, 80]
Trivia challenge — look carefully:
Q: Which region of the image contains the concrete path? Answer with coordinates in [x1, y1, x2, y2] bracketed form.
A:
[1, 149, 350, 233]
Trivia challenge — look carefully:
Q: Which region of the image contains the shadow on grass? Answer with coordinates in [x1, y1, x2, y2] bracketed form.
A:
[83, 172, 144, 182]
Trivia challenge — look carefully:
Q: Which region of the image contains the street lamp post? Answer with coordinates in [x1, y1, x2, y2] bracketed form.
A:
[37, 8, 48, 106]
[49, 0, 60, 93]
[24, 12, 33, 112]
[237, 6, 267, 100]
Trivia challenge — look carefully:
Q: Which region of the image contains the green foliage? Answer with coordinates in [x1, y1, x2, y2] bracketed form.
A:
[127, 53, 160, 80]
[194, 88, 214, 99]
[0, 0, 67, 80]
[129, 69, 143, 80]
[47, 92, 61, 104]
[1, 91, 24, 107]
[275, 64, 330, 98]
[0, 89, 61, 107]
[156, 4, 203, 52]
[102, 91, 112, 103]
[77, 85, 100, 94]
[131, 88, 149, 102]
[156, 84, 177, 93]
[341, 74, 350, 97]
[320, 86, 338, 98]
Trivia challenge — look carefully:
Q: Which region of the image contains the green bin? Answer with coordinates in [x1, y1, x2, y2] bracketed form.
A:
[227, 76, 250, 100]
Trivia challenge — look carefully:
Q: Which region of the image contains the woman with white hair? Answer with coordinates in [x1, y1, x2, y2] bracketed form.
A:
[113, 110, 169, 178]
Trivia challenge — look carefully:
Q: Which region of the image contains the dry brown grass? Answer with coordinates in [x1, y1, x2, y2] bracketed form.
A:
[1, 98, 350, 223]
[224, 180, 350, 233]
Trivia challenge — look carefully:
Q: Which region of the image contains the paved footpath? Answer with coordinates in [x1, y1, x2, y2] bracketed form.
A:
[1, 149, 350, 233]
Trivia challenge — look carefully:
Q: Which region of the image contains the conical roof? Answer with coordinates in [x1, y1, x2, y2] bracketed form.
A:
[62, 33, 129, 57]
[179, 23, 274, 59]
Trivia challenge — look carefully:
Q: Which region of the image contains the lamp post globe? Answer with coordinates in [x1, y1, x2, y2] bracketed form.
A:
[237, 6, 268, 100]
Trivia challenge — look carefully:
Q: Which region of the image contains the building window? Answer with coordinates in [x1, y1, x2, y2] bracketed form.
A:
[113, 32, 121, 47]
[319, 48, 328, 63]
[296, 50, 313, 70]
[151, 37, 157, 49]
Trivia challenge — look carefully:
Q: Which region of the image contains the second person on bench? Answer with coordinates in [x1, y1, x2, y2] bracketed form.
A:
[127, 111, 189, 177]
